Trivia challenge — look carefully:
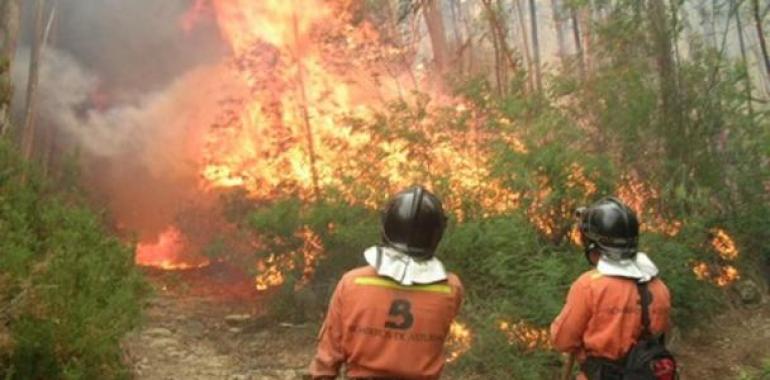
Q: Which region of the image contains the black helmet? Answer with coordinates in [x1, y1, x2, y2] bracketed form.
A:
[576, 196, 639, 261]
[381, 186, 448, 259]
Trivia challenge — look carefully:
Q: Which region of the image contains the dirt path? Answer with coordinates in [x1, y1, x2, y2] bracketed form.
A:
[123, 268, 318, 380]
[124, 270, 770, 379]
[674, 303, 770, 379]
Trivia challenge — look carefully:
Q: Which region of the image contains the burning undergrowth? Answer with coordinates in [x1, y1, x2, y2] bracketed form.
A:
[18, 0, 749, 370]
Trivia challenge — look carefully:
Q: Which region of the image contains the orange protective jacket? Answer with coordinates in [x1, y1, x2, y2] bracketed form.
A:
[550, 269, 671, 379]
[309, 266, 464, 380]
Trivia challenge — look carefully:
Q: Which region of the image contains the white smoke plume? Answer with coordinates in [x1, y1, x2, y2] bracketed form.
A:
[11, 0, 235, 239]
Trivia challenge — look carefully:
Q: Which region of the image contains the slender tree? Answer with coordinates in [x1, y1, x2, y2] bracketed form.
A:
[569, 3, 585, 78]
[550, 0, 568, 68]
[513, 0, 534, 92]
[21, 0, 45, 161]
[648, 0, 685, 168]
[732, 0, 754, 116]
[752, 0, 770, 76]
[422, 0, 450, 76]
[0, 0, 20, 137]
[579, 1, 593, 74]
[528, 0, 542, 91]
[291, 10, 320, 200]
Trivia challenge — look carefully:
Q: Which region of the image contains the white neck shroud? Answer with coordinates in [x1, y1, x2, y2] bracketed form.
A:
[363, 246, 448, 286]
[597, 251, 659, 282]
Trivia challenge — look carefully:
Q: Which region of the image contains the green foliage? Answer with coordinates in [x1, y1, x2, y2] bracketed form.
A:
[0, 140, 147, 379]
[736, 356, 770, 380]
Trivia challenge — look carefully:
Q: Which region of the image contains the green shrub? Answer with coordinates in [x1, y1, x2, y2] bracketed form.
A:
[0, 140, 147, 379]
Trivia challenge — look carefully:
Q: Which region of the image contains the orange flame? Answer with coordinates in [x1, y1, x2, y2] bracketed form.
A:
[616, 176, 681, 237]
[254, 226, 324, 291]
[200, 0, 520, 219]
[135, 226, 211, 270]
[445, 321, 472, 363]
[498, 320, 551, 350]
[710, 228, 739, 261]
[692, 228, 741, 287]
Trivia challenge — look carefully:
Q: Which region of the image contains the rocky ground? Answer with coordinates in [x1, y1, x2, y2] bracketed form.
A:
[124, 269, 770, 380]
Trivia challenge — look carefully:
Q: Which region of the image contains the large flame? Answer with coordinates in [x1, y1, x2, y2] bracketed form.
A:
[199, 0, 519, 213]
[135, 226, 210, 270]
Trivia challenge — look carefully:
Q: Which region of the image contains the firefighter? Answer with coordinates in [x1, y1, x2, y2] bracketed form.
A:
[551, 197, 673, 380]
[309, 186, 464, 380]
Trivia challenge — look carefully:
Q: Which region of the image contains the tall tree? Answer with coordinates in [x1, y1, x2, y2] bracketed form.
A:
[0, 0, 20, 61]
[732, 0, 754, 116]
[422, 0, 450, 76]
[752, 0, 770, 76]
[648, 0, 684, 167]
[550, 0, 568, 68]
[21, 0, 45, 161]
[528, 0, 542, 91]
[579, 2, 593, 74]
[569, 3, 585, 78]
[513, 0, 534, 92]
[0, 0, 20, 137]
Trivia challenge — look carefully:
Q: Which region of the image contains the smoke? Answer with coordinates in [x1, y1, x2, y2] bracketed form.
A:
[11, 0, 236, 240]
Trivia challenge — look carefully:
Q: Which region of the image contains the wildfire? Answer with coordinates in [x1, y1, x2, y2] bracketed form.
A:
[498, 320, 551, 350]
[692, 228, 741, 287]
[710, 228, 739, 261]
[616, 176, 682, 237]
[135, 226, 211, 270]
[254, 226, 325, 291]
[445, 321, 472, 363]
[255, 254, 289, 291]
[196, 0, 521, 218]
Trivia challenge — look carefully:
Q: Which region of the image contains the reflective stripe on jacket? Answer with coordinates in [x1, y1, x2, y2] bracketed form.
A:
[310, 266, 464, 380]
[550, 269, 671, 379]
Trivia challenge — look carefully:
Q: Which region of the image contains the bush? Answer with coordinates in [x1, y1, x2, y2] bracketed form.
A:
[0, 140, 147, 379]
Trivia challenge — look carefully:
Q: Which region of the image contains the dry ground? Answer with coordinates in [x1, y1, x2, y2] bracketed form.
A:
[123, 269, 770, 380]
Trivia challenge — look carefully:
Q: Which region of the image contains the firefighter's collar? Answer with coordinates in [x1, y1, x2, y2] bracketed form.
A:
[363, 246, 448, 286]
[597, 251, 659, 282]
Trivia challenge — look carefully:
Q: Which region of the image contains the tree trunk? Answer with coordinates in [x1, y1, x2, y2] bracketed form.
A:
[528, 0, 542, 92]
[648, 0, 683, 164]
[458, 0, 474, 73]
[513, 0, 534, 92]
[579, 2, 593, 75]
[0, 0, 20, 62]
[753, 0, 770, 76]
[570, 4, 585, 79]
[0, 0, 20, 137]
[550, 0, 568, 68]
[732, 0, 754, 116]
[449, 0, 462, 73]
[291, 10, 320, 200]
[422, 0, 450, 77]
[21, 0, 45, 161]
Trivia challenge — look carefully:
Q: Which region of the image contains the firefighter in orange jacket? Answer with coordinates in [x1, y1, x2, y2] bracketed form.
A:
[551, 197, 672, 379]
[309, 186, 464, 380]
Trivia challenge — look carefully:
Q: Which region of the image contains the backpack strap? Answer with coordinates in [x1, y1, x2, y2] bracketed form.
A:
[636, 281, 653, 339]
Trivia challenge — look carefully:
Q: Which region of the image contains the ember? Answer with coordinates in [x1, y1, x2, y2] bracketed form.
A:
[498, 320, 551, 350]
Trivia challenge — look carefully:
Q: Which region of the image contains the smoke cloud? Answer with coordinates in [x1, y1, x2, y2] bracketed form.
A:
[12, 0, 235, 240]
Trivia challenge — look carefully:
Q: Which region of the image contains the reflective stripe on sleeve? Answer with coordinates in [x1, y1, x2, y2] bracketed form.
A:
[353, 276, 452, 294]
